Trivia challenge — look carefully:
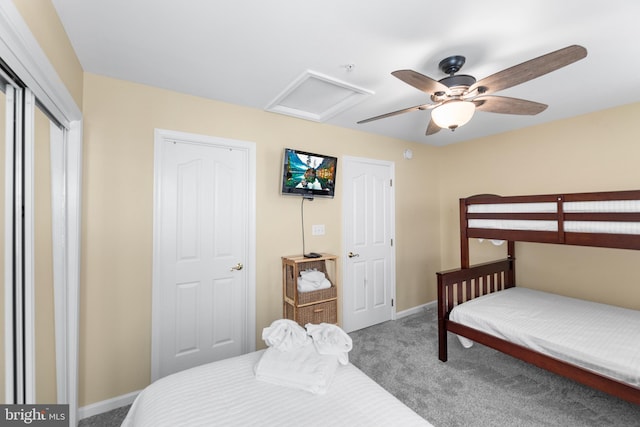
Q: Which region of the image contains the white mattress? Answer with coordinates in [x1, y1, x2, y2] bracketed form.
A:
[450, 287, 640, 387]
[467, 202, 557, 213]
[468, 219, 640, 235]
[564, 200, 640, 212]
[467, 219, 557, 232]
[467, 199, 640, 213]
[122, 350, 431, 427]
[467, 199, 640, 235]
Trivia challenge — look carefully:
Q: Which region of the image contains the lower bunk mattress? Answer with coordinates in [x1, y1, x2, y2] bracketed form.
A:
[450, 287, 640, 388]
[122, 350, 431, 427]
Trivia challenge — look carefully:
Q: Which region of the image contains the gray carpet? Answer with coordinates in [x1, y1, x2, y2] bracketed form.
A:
[82, 306, 640, 426]
[349, 305, 640, 427]
[79, 404, 130, 427]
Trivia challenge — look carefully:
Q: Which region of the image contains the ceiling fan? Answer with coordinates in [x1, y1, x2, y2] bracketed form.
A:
[357, 45, 587, 135]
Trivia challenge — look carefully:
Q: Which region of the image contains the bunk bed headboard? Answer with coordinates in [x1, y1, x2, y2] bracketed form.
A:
[459, 189, 640, 268]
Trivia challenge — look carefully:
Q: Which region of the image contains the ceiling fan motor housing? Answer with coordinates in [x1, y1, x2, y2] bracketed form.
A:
[433, 74, 476, 101]
[433, 55, 476, 100]
[438, 74, 476, 88]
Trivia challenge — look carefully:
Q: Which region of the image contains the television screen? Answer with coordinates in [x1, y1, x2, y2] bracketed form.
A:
[281, 148, 337, 198]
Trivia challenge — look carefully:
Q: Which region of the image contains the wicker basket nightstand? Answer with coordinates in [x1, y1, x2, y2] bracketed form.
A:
[282, 254, 338, 326]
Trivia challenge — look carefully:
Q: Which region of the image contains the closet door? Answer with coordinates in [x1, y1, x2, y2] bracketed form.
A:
[1, 77, 21, 404]
[0, 75, 66, 405]
[0, 77, 7, 403]
[33, 105, 57, 403]
[152, 130, 256, 381]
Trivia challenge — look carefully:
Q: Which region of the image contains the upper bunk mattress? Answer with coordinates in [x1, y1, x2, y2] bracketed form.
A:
[466, 199, 640, 235]
[122, 349, 431, 427]
[450, 287, 640, 387]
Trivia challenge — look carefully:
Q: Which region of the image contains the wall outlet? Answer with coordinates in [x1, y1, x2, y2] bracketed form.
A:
[312, 224, 325, 236]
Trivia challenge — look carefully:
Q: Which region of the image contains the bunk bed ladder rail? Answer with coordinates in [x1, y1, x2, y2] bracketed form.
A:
[436, 258, 515, 362]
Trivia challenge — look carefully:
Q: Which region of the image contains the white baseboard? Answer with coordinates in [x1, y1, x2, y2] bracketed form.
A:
[396, 300, 435, 319]
[78, 389, 140, 420]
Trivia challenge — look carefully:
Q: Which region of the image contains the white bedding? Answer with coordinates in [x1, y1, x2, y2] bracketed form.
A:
[122, 350, 432, 427]
[450, 287, 640, 387]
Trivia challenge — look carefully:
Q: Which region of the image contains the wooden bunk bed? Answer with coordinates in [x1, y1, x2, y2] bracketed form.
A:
[437, 189, 640, 405]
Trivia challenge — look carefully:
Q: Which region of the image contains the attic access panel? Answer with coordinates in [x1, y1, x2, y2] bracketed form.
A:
[266, 70, 373, 122]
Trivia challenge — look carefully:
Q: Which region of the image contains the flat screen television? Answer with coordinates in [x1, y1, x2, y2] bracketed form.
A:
[281, 148, 337, 198]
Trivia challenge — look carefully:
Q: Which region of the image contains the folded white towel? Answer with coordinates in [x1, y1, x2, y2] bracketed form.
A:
[297, 277, 331, 293]
[305, 323, 353, 365]
[254, 342, 339, 394]
[261, 319, 309, 352]
[300, 269, 326, 283]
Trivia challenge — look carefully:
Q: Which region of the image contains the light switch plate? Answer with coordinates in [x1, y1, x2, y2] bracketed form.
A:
[312, 224, 325, 235]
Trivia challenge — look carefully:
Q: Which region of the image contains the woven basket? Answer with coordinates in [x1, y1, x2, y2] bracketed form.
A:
[296, 300, 337, 325]
[297, 284, 336, 305]
[285, 260, 334, 303]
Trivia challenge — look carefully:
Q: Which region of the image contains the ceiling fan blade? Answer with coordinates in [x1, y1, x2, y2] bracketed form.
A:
[392, 70, 450, 94]
[473, 96, 548, 115]
[469, 45, 587, 96]
[357, 104, 432, 124]
[426, 118, 441, 135]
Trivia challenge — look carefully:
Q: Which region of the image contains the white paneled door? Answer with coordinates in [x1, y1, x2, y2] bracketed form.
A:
[152, 130, 255, 381]
[342, 157, 395, 332]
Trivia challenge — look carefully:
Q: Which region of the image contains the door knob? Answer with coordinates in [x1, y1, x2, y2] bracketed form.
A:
[230, 262, 243, 271]
[348, 252, 360, 258]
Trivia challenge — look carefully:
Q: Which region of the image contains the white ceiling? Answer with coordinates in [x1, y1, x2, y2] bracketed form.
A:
[51, 0, 640, 146]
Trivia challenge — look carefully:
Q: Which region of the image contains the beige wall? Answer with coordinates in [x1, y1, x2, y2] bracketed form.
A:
[13, 0, 84, 108]
[80, 73, 440, 406]
[437, 103, 640, 310]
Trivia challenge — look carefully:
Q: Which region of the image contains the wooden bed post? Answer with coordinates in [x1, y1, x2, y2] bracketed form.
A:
[507, 240, 515, 285]
[460, 198, 469, 268]
[436, 272, 447, 362]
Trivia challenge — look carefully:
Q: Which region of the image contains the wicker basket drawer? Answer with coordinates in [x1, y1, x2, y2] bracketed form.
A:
[297, 284, 336, 306]
[296, 300, 337, 325]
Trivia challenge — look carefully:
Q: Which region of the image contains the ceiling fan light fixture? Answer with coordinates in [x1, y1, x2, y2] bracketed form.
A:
[431, 100, 475, 130]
